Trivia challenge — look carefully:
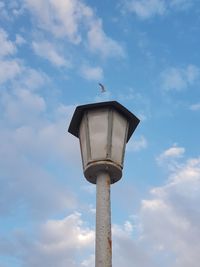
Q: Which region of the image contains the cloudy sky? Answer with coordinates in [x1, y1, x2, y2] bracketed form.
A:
[0, 0, 200, 266]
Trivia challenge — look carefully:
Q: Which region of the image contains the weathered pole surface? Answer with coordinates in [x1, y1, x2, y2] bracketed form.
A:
[95, 172, 112, 267]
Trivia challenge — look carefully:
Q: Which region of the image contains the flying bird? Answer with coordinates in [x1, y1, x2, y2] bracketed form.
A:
[98, 83, 106, 93]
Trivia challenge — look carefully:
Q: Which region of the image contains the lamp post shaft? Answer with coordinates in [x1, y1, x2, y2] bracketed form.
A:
[95, 172, 112, 267]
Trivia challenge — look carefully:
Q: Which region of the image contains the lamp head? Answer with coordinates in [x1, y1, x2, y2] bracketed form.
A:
[68, 101, 140, 184]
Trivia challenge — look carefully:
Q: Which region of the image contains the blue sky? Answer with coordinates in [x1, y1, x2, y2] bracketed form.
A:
[0, 0, 200, 266]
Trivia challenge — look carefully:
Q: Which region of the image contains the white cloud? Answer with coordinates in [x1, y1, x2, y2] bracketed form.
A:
[140, 156, 200, 267]
[7, 213, 155, 267]
[159, 145, 185, 158]
[24, 0, 88, 43]
[15, 34, 26, 45]
[161, 64, 200, 91]
[124, 220, 134, 233]
[0, 87, 79, 161]
[118, 89, 151, 121]
[40, 213, 94, 249]
[15, 67, 49, 91]
[32, 40, 69, 67]
[1, 88, 46, 124]
[2, 150, 200, 267]
[11, 3, 25, 17]
[0, 1, 24, 19]
[0, 29, 50, 87]
[124, 0, 166, 19]
[127, 135, 147, 152]
[0, 29, 48, 89]
[81, 254, 95, 267]
[0, 40, 75, 217]
[0, 82, 81, 217]
[24, 0, 124, 58]
[184, 64, 200, 83]
[0, 1, 9, 19]
[1, 213, 95, 267]
[0, 59, 21, 84]
[0, 28, 16, 58]
[80, 65, 103, 81]
[122, 0, 194, 18]
[0, 57, 49, 90]
[157, 145, 185, 165]
[190, 103, 200, 111]
[170, 0, 194, 10]
[87, 19, 124, 58]
[81, 185, 96, 195]
[112, 223, 155, 267]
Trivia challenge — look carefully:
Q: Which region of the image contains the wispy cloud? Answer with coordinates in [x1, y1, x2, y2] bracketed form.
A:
[15, 34, 26, 46]
[87, 19, 125, 58]
[127, 135, 148, 152]
[0, 28, 49, 87]
[170, 0, 194, 10]
[0, 77, 79, 217]
[0, 213, 94, 266]
[0, 59, 21, 84]
[24, 0, 124, 58]
[0, 1, 9, 20]
[156, 144, 185, 165]
[32, 40, 70, 67]
[161, 65, 200, 91]
[1, 154, 200, 267]
[141, 156, 200, 267]
[122, 0, 194, 19]
[123, 0, 166, 19]
[118, 88, 151, 121]
[80, 64, 103, 81]
[189, 103, 200, 111]
[112, 222, 155, 267]
[81, 254, 95, 267]
[24, 0, 85, 43]
[0, 27, 16, 57]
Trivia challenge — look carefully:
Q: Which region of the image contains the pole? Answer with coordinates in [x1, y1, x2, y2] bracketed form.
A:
[95, 171, 112, 267]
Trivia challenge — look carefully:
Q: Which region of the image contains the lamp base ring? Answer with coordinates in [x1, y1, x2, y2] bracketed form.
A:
[84, 160, 122, 184]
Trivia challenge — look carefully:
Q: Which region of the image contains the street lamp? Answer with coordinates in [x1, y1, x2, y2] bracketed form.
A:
[68, 101, 140, 267]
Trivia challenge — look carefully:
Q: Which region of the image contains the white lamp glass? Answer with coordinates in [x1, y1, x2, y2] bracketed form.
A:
[88, 108, 108, 160]
[79, 116, 88, 166]
[111, 110, 128, 165]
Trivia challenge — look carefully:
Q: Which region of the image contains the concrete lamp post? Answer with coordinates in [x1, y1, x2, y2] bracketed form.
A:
[68, 101, 140, 267]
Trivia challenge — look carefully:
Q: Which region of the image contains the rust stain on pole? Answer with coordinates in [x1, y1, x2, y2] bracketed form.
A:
[106, 175, 110, 188]
[108, 237, 112, 252]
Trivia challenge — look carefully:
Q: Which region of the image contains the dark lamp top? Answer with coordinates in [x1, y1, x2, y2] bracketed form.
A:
[68, 101, 140, 142]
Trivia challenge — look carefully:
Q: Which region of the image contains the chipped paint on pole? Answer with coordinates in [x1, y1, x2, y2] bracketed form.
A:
[96, 171, 112, 267]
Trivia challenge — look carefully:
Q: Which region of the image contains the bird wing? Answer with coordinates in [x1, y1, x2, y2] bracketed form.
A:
[98, 83, 106, 92]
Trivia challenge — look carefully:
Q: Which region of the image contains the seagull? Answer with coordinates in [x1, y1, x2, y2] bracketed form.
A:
[98, 83, 106, 93]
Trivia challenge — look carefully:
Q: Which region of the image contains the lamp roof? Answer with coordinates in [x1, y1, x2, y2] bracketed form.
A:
[68, 101, 140, 142]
